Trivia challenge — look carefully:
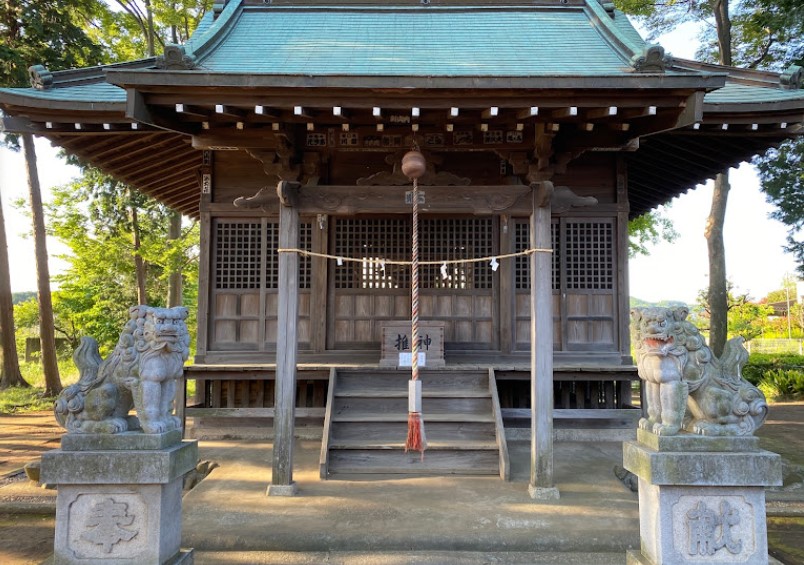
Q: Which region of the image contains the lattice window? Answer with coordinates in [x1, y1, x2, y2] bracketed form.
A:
[298, 222, 313, 289]
[421, 218, 493, 289]
[215, 221, 262, 290]
[333, 218, 411, 289]
[264, 221, 312, 290]
[564, 221, 614, 290]
[514, 220, 559, 291]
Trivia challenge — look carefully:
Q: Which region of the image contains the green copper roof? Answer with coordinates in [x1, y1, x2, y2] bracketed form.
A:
[704, 82, 804, 104]
[197, 6, 636, 76]
[3, 82, 126, 103]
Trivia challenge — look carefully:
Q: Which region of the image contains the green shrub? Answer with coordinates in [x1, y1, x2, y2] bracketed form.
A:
[758, 369, 804, 401]
[743, 353, 804, 386]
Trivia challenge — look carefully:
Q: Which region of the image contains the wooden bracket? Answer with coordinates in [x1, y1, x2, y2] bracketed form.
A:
[245, 134, 301, 182]
[277, 181, 302, 208]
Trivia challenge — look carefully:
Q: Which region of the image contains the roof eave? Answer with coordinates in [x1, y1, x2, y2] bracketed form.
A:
[104, 70, 727, 91]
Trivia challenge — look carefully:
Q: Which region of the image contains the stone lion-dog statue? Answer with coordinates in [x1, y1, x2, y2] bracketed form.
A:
[54, 305, 190, 435]
[631, 306, 767, 436]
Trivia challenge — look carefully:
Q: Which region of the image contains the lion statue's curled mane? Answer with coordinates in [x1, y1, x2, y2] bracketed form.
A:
[54, 305, 190, 435]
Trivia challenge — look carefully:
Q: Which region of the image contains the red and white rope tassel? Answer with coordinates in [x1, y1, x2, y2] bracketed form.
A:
[403, 149, 427, 456]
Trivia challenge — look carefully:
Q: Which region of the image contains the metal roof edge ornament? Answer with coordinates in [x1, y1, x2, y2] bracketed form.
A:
[213, 0, 229, 19]
[631, 45, 672, 73]
[780, 65, 803, 90]
[28, 65, 54, 90]
[596, 0, 616, 17]
[157, 45, 197, 70]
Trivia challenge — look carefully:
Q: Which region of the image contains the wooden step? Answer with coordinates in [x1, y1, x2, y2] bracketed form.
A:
[331, 412, 496, 423]
[327, 448, 499, 475]
[332, 396, 492, 415]
[329, 439, 498, 450]
[336, 371, 488, 391]
[331, 421, 496, 443]
[335, 388, 490, 398]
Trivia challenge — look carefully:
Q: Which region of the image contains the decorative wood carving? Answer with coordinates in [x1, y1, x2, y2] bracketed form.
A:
[245, 135, 301, 182]
[631, 45, 671, 73]
[551, 186, 598, 213]
[157, 45, 197, 70]
[357, 149, 470, 186]
[233, 187, 274, 210]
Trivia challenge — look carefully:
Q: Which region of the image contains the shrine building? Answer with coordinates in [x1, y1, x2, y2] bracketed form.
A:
[2, 0, 803, 494]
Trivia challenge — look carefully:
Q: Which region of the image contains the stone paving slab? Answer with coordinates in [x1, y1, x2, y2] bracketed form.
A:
[194, 550, 629, 564]
[182, 439, 642, 554]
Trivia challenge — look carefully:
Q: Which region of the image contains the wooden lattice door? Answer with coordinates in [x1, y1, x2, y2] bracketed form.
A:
[514, 217, 618, 352]
[328, 217, 498, 350]
[209, 217, 313, 352]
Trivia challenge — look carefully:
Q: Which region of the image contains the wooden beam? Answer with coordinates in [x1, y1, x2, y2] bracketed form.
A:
[175, 103, 209, 119]
[110, 145, 197, 177]
[269, 182, 301, 496]
[286, 184, 532, 215]
[126, 89, 197, 135]
[528, 181, 558, 500]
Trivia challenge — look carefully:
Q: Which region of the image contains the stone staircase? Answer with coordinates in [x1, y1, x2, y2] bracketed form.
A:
[320, 368, 509, 479]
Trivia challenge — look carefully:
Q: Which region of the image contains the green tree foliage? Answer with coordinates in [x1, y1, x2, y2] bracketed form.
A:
[47, 171, 199, 354]
[83, 1, 211, 61]
[756, 140, 804, 277]
[627, 210, 679, 257]
[0, 0, 104, 88]
[695, 282, 774, 342]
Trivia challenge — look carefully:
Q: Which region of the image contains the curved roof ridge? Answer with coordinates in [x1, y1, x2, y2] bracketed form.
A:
[673, 58, 802, 91]
[182, 0, 245, 67]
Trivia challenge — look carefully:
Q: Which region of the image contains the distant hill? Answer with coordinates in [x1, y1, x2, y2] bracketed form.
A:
[12, 291, 36, 305]
[630, 297, 689, 309]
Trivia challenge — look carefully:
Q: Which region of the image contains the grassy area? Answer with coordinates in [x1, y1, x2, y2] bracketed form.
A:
[0, 358, 196, 414]
[0, 359, 79, 414]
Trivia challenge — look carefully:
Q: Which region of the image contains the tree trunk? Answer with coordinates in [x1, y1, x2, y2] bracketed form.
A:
[706, 171, 730, 358]
[167, 211, 183, 307]
[705, 0, 732, 358]
[713, 0, 733, 66]
[23, 133, 61, 395]
[131, 199, 148, 305]
[0, 193, 28, 389]
[145, 0, 156, 57]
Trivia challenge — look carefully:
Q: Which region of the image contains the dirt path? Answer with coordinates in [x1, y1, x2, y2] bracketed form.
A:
[0, 412, 64, 479]
[0, 405, 801, 565]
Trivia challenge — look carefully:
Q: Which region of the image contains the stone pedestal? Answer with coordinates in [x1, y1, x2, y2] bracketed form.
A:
[42, 431, 197, 565]
[624, 430, 782, 565]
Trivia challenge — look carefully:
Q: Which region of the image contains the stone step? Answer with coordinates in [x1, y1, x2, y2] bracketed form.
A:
[193, 551, 628, 565]
[326, 447, 499, 475]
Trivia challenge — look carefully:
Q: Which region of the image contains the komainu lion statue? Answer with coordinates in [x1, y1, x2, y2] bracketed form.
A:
[631, 306, 768, 436]
[54, 305, 190, 434]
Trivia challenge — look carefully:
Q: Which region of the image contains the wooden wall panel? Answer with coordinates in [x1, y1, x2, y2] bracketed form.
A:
[212, 151, 268, 204]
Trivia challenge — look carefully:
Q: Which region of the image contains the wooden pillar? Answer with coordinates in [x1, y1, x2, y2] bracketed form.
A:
[268, 181, 300, 496]
[529, 182, 559, 500]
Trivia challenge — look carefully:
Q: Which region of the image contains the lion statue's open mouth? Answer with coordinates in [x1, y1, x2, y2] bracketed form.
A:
[631, 306, 767, 437]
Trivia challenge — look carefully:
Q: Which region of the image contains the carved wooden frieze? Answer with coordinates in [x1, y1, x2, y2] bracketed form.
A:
[357, 150, 470, 186]
[233, 184, 532, 214]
